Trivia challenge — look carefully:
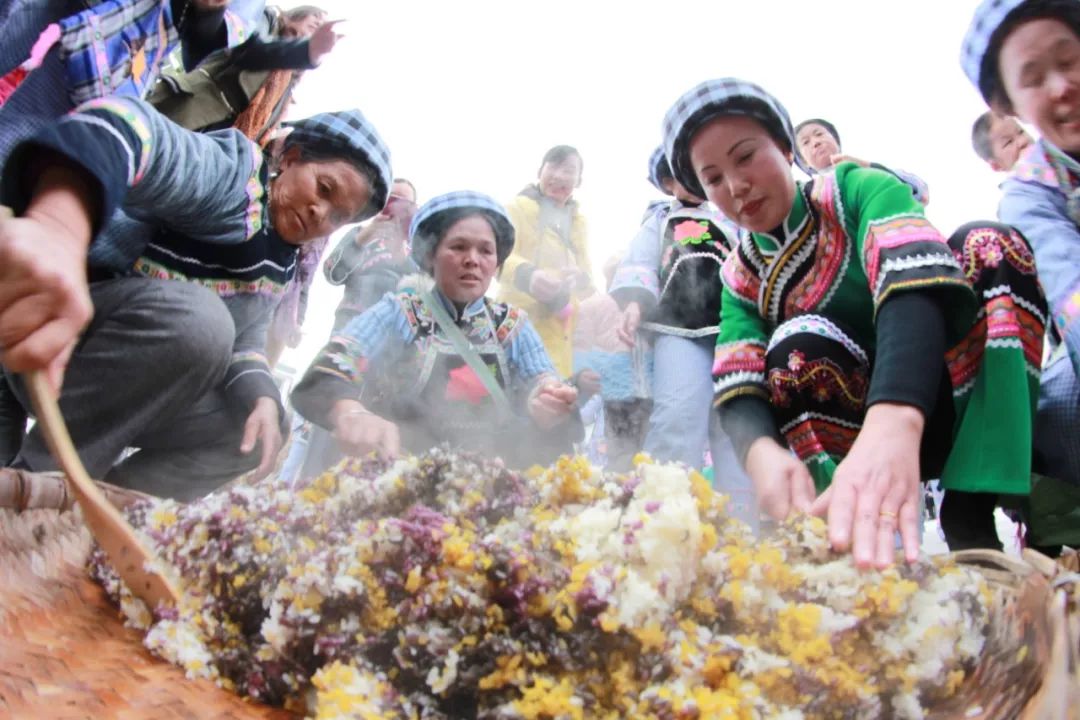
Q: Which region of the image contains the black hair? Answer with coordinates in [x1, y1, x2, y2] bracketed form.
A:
[971, 111, 997, 162]
[538, 145, 583, 176]
[412, 207, 514, 270]
[980, 0, 1080, 110]
[655, 156, 674, 187]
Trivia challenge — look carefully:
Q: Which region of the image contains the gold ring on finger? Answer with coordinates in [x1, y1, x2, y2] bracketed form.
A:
[879, 510, 897, 519]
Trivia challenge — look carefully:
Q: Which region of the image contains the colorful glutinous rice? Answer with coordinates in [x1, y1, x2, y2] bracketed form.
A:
[91, 449, 991, 719]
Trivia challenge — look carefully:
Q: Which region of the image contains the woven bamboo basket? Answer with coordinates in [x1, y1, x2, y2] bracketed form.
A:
[0, 470, 1073, 719]
[0, 470, 295, 719]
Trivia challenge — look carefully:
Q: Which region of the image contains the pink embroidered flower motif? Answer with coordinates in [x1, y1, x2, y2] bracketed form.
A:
[787, 350, 805, 372]
[445, 364, 490, 404]
[976, 236, 1004, 268]
[673, 220, 712, 246]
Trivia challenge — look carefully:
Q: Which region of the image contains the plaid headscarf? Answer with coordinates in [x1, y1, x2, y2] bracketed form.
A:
[961, 0, 1029, 102]
[409, 191, 516, 271]
[647, 145, 672, 194]
[283, 109, 393, 222]
[961, 0, 1080, 104]
[662, 78, 805, 198]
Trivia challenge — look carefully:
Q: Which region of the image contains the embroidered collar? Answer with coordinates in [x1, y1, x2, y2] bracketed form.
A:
[1012, 139, 1080, 225]
[431, 287, 487, 323]
[755, 183, 809, 253]
[1012, 139, 1080, 190]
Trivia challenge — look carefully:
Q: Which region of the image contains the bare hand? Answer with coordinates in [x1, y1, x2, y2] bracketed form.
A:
[307, 19, 344, 65]
[829, 153, 870, 168]
[575, 369, 602, 396]
[745, 436, 816, 520]
[617, 302, 642, 346]
[332, 399, 400, 459]
[809, 403, 923, 569]
[239, 397, 283, 480]
[528, 270, 564, 304]
[528, 381, 578, 429]
[0, 188, 93, 393]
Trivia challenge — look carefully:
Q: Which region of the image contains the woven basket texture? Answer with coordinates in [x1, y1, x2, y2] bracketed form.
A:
[0, 508, 295, 719]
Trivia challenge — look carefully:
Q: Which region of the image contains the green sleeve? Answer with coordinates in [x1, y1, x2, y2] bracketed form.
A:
[712, 276, 771, 408]
[837, 163, 976, 339]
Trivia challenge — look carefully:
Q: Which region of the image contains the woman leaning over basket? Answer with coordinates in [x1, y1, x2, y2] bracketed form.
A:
[291, 191, 582, 468]
[0, 95, 392, 500]
[662, 78, 1047, 566]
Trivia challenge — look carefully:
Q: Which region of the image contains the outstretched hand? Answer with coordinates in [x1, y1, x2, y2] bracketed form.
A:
[308, 19, 344, 65]
[240, 397, 282, 480]
[332, 399, 400, 459]
[745, 436, 816, 520]
[829, 153, 870, 168]
[528, 381, 578, 429]
[810, 403, 924, 568]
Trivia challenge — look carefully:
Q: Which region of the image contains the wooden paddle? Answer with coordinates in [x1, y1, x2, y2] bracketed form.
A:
[24, 371, 180, 610]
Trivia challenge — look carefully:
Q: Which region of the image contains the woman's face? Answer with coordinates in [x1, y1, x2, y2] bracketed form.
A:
[192, 0, 230, 10]
[998, 18, 1080, 153]
[538, 155, 582, 205]
[689, 115, 797, 233]
[795, 122, 840, 172]
[271, 147, 372, 245]
[431, 215, 499, 304]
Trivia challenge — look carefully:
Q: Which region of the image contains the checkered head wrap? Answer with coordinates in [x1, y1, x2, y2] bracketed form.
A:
[961, 0, 1029, 101]
[283, 109, 393, 222]
[961, 0, 1080, 104]
[662, 78, 805, 198]
[647, 146, 672, 194]
[409, 191, 516, 271]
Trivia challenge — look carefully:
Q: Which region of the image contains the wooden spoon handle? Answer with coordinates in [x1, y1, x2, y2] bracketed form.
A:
[24, 371, 180, 609]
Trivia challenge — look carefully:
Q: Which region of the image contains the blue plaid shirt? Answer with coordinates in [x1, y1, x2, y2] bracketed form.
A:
[293, 287, 557, 429]
[57, 0, 256, 105]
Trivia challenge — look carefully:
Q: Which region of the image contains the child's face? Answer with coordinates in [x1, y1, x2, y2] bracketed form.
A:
[795, 122, 840, 172]
[689, 115, 796, 233]
[998, 17, 1080, 154]
[538, 156, 582, 205]
[281, 12, 325, 39]
[988, 116, 1032, 171]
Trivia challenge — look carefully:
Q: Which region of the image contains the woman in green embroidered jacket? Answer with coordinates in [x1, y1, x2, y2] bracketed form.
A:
[291, 191, 581, 468]
[662, 79, 1047, 566]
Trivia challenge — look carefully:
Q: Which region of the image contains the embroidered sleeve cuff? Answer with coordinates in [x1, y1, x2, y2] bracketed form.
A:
[291, 371, 362, 429]
[1, 123, 129, 235]
[224, 360, 283, 418]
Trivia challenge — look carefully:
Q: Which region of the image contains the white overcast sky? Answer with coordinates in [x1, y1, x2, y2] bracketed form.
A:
[277, 0, 1008, 376]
